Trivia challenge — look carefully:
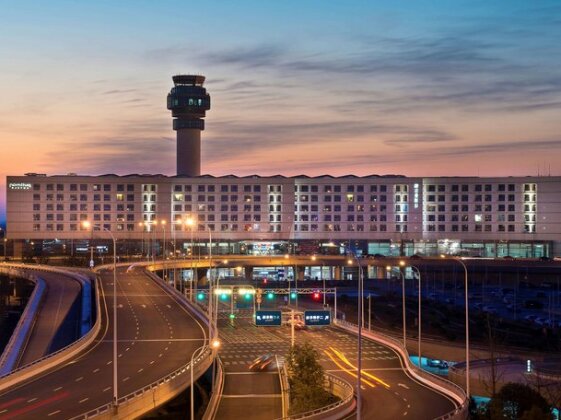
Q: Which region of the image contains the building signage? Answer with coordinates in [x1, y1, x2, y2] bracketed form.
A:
[255, 310, 282, 326]
[304, 310, 331, 326]
[8, 182, 32, 190]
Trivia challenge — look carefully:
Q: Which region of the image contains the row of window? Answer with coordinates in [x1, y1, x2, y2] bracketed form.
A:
[173, 184, 264, 193]
[35, 184, 136, 192]
[33, 194, 134, 202]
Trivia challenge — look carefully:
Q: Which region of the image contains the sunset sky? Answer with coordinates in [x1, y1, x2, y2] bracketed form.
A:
[1, 1, 561, 224]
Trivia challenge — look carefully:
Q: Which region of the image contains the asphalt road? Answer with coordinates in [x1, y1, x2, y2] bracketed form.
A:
[0, 266, 207, 419]
[214, 306, 457, 420]
[17, 269, 83, 367]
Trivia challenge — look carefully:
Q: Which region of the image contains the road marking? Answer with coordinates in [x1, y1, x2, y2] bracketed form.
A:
[48, 410, 61, 416]
[103, 387, 111, 392]
[123, 377, 130, 382]
[53, 387, 63, 392]
[27, 398, 38, 403]
[107, 361, 112, 365]
[75, 377, 83, 382]
[138, 368, 144, 373]
[79, 398, 89, 403]
[93, 368, 100, 373]
[398, 383, 410, 390]
[150, 360, 155, 365]
[403, 412, 408, 416]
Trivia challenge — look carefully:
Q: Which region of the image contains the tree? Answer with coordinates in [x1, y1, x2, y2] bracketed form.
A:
[485, 383, 552, 420]
[286, 342, 336, 415]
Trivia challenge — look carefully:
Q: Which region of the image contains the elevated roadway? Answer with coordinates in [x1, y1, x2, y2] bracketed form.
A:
[0, 265, 209, 419]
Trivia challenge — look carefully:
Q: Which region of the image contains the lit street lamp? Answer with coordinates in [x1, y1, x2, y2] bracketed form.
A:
[387, 264, 406, 348]
[441, 255, 470, 397]
[400, 261, 422, 367]
[83, 221, 119, 411]
[185, 217, 195, 300]
[348, 253, 364, 420]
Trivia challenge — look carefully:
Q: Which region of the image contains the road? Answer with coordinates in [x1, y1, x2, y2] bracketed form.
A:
[214, 307, 457, 420]
[0, 266, 207, 419]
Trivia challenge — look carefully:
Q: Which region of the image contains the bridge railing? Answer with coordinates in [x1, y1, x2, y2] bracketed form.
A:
[335, 318, 469, 420]
[202, 357, 225, 420]
[275, 372, 355, 420]
[0, 268, 45, 375]
[72, 344, 214, 419]
[0, 265, 101, 393]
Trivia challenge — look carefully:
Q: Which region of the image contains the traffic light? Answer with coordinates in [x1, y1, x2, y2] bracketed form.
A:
[267, 292, 274, 300]
[244, 293, 252, 300]
[221, 293, 228, 301]
[263, 278, 268, 284]
[197, 292, 205, 301]
[313, 292, 321, 300]
[290, 292, 297, 299]
[229, 313, 236, 319]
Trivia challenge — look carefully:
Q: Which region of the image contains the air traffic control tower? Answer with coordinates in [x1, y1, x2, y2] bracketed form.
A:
[167, 75, 211, 176]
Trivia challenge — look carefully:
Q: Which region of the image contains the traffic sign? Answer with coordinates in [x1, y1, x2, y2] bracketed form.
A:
[304, 310, 331, 326]
[255, 310, 282, 326]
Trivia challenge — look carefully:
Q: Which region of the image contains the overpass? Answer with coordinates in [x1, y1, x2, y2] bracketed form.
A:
[0, 264, 215, 419]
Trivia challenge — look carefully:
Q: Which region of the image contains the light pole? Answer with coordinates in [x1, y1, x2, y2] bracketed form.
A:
[83, 221, 118, 410]
[348, 253, 363, 420]
[387, 264, 406, 348]
[3, 238, 7, 261]
[402, 262, 422, 367]
[441, 255, 470, 397]
[185, 217, 195, 300]
[161, 220, 167, 281]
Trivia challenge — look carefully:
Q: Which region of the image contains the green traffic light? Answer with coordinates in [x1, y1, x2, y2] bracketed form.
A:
[290, 292, 297, 299]
[229, 313, 235, 319]
[197, 293, 205, 300]
[245, 293, 251, 300]
[267, 292, 274, 300]
[221, 293, 228, 300]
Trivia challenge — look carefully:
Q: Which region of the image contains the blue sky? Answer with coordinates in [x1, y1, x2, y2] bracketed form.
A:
[1, 1, 561, 226]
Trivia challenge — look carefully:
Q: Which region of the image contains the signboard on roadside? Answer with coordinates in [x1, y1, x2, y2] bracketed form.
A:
[255, 310, 282, 326]
[304, 310, 331, 326]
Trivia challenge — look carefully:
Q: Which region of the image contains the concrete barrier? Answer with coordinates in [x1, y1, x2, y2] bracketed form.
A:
[335, 319, 469, 420]
[0, 268, 46, 375]
[202, 357, 225, 420]
[0, 265, 101, 393]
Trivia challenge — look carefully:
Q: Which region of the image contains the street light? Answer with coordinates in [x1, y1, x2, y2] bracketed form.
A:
[348, 252, 364, 420]
[83, 221, 119, 411]
[401, 261, 422, 368]
[441, 254, 470, 397]
[185, 217, 195, 300]
[387, 264, 406, 348]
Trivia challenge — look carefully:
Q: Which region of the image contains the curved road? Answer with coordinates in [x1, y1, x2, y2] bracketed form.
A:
[0, 266, 207, 419]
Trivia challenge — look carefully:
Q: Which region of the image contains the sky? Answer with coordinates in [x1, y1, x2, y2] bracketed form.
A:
[1, 0, 561, 225]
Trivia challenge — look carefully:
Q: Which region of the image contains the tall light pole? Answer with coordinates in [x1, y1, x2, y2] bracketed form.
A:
[441, 255, 470, 397]
[185, 217, 195, 300]
[161, 220, 167, 281]
[348, 253, 363, 420]
[402, 262, 422, 367]
[83, 221, 118, 411]
[387, 264, 406, 348]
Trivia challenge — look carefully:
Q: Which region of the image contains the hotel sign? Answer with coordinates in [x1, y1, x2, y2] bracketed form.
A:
[9, 182, 32, 190]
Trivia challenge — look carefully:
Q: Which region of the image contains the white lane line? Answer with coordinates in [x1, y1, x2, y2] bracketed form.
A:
[93, 368, 100, 373]
[27, 397, 38, 403]
[53, 386, 63, 392]
[398, 383, 410, 390]
[103, 387, 111, 392]
[0, 409, 8, 414]
[106, 360, 112, 365]
[75, 377, 84, 382]
[150, 360, 155, 365]
[123, 377, 130, 382]
[137, 368, 144, 373]
[48, 410, 61, 416]
[79, 398, 89, 403]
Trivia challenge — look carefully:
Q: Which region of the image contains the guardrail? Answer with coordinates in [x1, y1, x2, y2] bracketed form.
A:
[66, 264, 216, 419]
[202, 357, 225, 420]
[335, 318, 469, 420]
[72, 345, 214, 420]
[0, 265, 101, 392]
[0, 268, 45, 375]
[277, 372, 356, 420]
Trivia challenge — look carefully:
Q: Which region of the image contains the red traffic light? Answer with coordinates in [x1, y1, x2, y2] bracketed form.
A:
[313, 292, 320, 300]
[263, 278, 268, 284]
